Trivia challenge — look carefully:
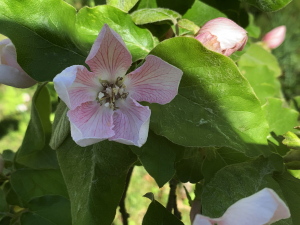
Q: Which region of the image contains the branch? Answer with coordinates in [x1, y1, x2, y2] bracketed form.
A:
[166, 179, 182, 220]
[119, 166, 134, 225]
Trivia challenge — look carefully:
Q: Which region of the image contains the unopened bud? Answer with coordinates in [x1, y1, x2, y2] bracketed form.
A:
[262, 26, 286, 49]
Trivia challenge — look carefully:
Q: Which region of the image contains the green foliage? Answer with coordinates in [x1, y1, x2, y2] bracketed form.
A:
[283, 131, 300, 150]
[149, 37, 270, 157]
[107, 0, 139, 12]
[56, 137, 137, 225]
[243, 0, 292, 12]
[142, 193, 184, 225]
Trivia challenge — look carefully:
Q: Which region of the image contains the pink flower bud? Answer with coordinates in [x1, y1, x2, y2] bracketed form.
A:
[262, 26, 286, 49]
[0, 38, 36, 88]
[195, 18, 248, 56]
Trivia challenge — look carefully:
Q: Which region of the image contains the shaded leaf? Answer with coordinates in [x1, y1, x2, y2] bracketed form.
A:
[57, 137, 137, 225]
[241, 0, 292, 12]
[16, 85, 58, 169]
[130, 130, 184, 188]
[149, 37, 270, 157]
[245, 13, 261, 38]
[0, 189, 8, 220]
[10, 169, 69, 203]
[50, 101, 70, 150]
[21, 195, 71, 225]
[142, 193, 184, 225]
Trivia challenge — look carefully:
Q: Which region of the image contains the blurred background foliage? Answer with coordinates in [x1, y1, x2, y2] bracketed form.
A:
[0, 0, 299, 224]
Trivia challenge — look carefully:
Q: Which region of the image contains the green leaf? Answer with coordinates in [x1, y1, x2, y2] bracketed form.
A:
[0, 1, 154, 81]
[202, 155, 290, 224]
[283, 131, 300, 150]
[290, 96, 300, 113]
[175, 147, 205, 183]
[16, 85, 59, 169]
[10, 169, 69, 203]
[202, 147, 251, 184]
[57, 137, 137, 225]
[133, 0, 157, 10]
[107, 0, 139, 12]
[0, 189, 8, 220]
[239, 65, 282, 105]
[142, 193, 184, 225]
[245, 13, 261, 38]
[131, 8, 181, 25]
[21, 195, 71, 225]
[50, 101, 70, 150]
[3, 182, 24, 207]
[274, 172, 300, 224]
[183, 0, 227, 27]
[241, 0, 292, 12]
[262, 98, 299, 136]
[177, 19, 200, 35]
[238, 44, 282, 77]
[155, 0, 194, 15]
[283, 150, 300, 170]
[149, 37, 270, 157]
[130, 130, 184, 188]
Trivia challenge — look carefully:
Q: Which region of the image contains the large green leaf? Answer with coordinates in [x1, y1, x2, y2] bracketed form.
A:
[142, 193, 184, 225]
[202, 155, 292, 224]
[0, 189, 8, 220]
[21, 195, 72, 225]
[10, 169, 69, 203]
[130, 131, 184, 188]
[131, 8, 181, 25]
[241, 0, 292, 12]
[0, 0, 154, 82]
[262, 98, 299, 136]
[57, 137, 137, 225]
[149, 37, 270, 157]
[274, 172, 300, 224]
[107, 0, 139, 12]
[239, 65, 282, 105]
[16, 85, 59, 169]
[238, 44, 282, 77]
[202, 147, 251, 184]
[50, 101, 70, 150]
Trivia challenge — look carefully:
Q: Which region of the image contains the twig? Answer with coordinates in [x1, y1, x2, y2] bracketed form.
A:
[119, 167, 134, 225]
[166, 179, 182, 220]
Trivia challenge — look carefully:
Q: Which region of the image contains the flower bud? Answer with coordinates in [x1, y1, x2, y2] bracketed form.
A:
[262, 26, 286, 49]
[195, 18, 248, 56]
[0, 38, 36, 88]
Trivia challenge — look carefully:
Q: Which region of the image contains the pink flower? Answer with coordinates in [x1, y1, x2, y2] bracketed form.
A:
[192, 188, 290, 225]
[262, 26, 286, 49]
[0, 38, 36, 88]
[195, 18, 248, 56]
[53, 24, 183, 147]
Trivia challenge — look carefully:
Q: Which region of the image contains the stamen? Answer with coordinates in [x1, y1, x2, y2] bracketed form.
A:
[104, 102, 109, 107]
[98, 92, 105, 100]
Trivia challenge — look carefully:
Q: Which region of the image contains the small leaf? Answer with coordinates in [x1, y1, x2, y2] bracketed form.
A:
[262, 98, 299, 136]
[238, 44, 282, 77]
[130, 130, 184, 188]
[240, 0, 292, 12]
[21, 195, 72, 225]
[283, 149, 300, 170]
[245, 14, 261, 38]
[107, 0, 139, 12]
[57, 137, 137, 225]
[177, 19, 200, 35]
[10, 169, 69, 203]
[50, 101, 70, 150]
[239, 65, 282, 105]
[283, 131, 300, 150]
[16, 85, 59, 169]
[131, 8, 181, 25]
[142, 193, 184, 225]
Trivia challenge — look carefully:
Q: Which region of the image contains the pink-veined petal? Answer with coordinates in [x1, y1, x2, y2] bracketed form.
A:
[68, 101, 115, 147]
[110, 98, 151, 147]
[124, 55, 183, 104]
[53, 65, 101, 110]
[0, 64, 36, 88]
[86, 24, 132, 82]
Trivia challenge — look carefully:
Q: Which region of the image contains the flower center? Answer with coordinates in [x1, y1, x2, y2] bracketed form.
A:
[96, 77, 129, 110]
